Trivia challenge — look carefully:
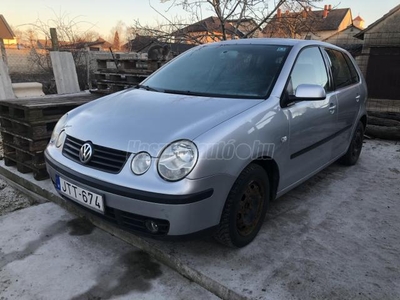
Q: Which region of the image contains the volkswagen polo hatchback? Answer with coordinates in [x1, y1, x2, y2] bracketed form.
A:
[45, 39, 367, 248]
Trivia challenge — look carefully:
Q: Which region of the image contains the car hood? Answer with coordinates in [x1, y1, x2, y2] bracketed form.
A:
[65, 89, 262, 157]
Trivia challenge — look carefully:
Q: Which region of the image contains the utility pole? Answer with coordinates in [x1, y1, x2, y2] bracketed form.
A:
[50, 28, 59, 51]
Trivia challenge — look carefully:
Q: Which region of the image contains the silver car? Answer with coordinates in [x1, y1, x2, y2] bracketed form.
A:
[45, 39, 367, 247]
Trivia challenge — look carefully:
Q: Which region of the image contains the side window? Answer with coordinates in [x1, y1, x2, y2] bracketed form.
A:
[343, 54, 360, 84]
[325, 49, 358, 89]
[288, 47, 329, 95]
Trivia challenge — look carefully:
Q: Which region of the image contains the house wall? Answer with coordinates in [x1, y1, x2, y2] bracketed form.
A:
[305, 30, 337, 40]
[176, 31, 236, 44]
[338, 10, 353, 32]
[324, 26, 362, 45]
[356, 8, 400, 77]
[305, 10, 353, 41]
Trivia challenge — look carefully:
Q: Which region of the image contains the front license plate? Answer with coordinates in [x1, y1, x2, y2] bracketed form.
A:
[56, 175, 104, 213]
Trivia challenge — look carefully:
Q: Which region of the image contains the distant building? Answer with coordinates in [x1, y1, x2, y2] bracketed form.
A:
[0, 14, 16, 47]
[323, 24, 363, 56]
[227, 18, 262, 38]
[355, 4, 400, 100]
[353, 15, 365, 29]
[36, 37, 113, 51]
[172, 16, 245, 44]
[263, 5, 353, 40]
[123, 35, 195, 57]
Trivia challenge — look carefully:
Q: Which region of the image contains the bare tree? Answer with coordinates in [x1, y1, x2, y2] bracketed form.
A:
[113, 31, 120, 50]
[107, 21, 129, 47]
[16, 10, 99, 91]
[132, 0, 322, 45]
[263, 1, 331, 39]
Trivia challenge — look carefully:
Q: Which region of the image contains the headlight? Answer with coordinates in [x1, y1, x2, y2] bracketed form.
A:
[50, 114, 68, 145]
[56, 130, 67, 148]
[158, 140, 198, 181]
[131, 152, 152, 175]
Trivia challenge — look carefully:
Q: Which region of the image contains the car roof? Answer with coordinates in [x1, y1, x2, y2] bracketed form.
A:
[217, 38, 304, 46]
[206, 38, 343, 51]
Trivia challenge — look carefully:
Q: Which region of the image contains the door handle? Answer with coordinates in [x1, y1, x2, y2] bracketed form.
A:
[329, 103, 336, 114]
[355, 95, 361, 102]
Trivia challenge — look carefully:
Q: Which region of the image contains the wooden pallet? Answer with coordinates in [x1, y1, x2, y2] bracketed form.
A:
[95, 72, 149, 83]
[97, 59, 149, 71]
[0, 94, 99, 122]
[0, 116, 57, 139]
[1, 130, 49, 152]
[3, 143, 47, 180]
[0, 93, 101, 180]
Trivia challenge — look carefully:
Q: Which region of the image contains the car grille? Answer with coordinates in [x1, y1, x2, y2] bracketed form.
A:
[62, 135, 129, 173]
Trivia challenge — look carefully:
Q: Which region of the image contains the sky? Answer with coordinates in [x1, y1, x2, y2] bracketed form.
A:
[2, 0, 399, 40]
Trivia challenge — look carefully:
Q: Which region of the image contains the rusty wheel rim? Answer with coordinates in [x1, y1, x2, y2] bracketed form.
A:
[236, 180, 264, 237]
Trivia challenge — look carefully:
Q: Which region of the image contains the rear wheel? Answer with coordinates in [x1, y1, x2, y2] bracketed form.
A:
[214, 164, 270, 248]
[340, 121, 364, 166]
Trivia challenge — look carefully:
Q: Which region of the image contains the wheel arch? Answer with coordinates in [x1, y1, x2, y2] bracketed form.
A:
[252, 157, 280, 202]
[360, 114, 367, 130]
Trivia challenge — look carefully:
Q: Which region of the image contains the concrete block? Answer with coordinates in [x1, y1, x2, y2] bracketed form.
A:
[0, 60, 15, 100]
[50, 51, 80, 94]
[12, 82, 45, 98]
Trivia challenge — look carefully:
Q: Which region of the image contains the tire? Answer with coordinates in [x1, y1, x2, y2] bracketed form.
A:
[339, 121, 364, 166]
[214, 163, 270, 248]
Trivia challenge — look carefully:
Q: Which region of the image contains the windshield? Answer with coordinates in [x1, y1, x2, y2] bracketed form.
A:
[141, 44, 291, 99]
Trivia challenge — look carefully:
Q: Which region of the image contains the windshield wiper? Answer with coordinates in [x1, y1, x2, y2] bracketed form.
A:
[163, 89, 217, 97]
[135, 84, 163, 92]
[163, 89, 262, 99]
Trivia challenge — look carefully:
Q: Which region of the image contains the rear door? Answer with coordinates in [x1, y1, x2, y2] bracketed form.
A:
[322, 48, 362, 157]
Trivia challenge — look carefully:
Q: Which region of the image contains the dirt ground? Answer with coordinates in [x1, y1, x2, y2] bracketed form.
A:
[0, 138, 399, 300]
[0, 177, 36, 217]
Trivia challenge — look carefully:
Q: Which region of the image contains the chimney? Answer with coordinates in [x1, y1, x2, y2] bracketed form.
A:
[328, 4, 332, 10]
[277, 8, 282, 19]
[302, 8, 307, 18]
[323, 5, 328, 18]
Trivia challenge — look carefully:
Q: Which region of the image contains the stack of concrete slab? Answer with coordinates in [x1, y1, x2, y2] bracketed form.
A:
[0, 60, 15, 100]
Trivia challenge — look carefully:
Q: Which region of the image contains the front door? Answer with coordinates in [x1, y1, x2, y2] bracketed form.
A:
[281, 46, 337, 188]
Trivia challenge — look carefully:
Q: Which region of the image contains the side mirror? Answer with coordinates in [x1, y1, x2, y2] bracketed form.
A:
[294, 84, 326, 100]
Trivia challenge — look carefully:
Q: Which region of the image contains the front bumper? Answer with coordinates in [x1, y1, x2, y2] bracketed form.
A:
[45, 150, 234, 236]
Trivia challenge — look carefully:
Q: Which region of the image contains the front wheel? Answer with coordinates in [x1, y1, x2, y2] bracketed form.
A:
[339, 121, 364, 166]
[214, 164, 270, 248]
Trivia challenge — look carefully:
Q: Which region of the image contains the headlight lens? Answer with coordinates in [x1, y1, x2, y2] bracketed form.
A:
[158, 140, 198, 181]
[131, 152, 152, 175]
[50, 114, 68, 145]
[56, 130, 67, 148]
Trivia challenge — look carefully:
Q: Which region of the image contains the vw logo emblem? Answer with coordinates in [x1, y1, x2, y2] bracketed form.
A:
[79, 143, 93, 164]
